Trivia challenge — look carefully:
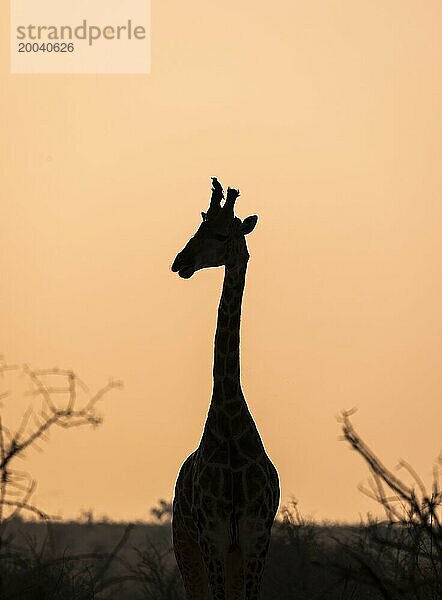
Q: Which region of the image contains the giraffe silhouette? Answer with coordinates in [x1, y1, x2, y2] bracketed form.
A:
[171, 178, 280, 599]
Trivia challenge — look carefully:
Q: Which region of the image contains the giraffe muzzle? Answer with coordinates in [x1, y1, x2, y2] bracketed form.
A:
[172, 256, 195, 279]
[177, 265, 195, 279]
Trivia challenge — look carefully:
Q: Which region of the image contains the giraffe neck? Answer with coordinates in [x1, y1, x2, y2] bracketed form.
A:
[212, 259, 248, 405]
[202, 255, 263, 453]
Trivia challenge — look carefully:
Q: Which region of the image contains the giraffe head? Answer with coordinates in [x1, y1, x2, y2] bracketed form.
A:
[172, 178, 258, 279]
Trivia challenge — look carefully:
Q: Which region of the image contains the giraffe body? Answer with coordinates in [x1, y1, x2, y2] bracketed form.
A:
[172, 179, 280, 599]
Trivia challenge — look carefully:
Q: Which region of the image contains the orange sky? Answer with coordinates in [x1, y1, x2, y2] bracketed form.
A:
[1, 0, 442, 522]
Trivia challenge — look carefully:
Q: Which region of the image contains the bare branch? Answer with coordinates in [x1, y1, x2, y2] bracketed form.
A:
[0, 358, 121, 524]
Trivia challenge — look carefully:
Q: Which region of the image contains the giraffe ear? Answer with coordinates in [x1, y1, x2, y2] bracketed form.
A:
[240, 215, 258, 235]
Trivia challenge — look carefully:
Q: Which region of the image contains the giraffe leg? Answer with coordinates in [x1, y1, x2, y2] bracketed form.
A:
[199, 535, 227, 600]
[173, 518, 209, 600]
[241, 528, 271, 600]
[225, 546, 244, 600]
[199, 543, 244, 600]
[243, 554, 267, 600]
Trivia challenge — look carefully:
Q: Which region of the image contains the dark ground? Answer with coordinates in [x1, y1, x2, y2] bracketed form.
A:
[0, 514, 425, 600]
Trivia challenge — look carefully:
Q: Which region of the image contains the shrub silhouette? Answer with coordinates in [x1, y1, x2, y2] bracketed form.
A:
[336, 410, 442, 600]
[0, 356, 129, 599]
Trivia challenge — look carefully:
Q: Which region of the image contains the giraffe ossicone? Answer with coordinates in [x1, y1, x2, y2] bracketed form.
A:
[171, 177, 280, 599]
